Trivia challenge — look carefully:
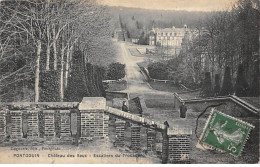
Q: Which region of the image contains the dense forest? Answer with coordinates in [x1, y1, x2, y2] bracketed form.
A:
[0, 0, 118, 102]
[109, 6, 214, 40]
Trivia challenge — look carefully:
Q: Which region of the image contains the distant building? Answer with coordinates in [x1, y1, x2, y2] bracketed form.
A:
[149, 25, 189, 57]
[132, 38, 139, 44]
[114, 28, 126, 41]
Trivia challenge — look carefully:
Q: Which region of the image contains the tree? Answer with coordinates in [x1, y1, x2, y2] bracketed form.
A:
[200, 72, 213, 97]
[1, 0, 117, 102]
[249, 60, 259, 97]
[171, 0, 259, 93]
[106, 63, 126, 80]
[1, 0, 49, 102]
[148, 62, 169, 80]
[214, 74, 221, 96]
[65, 50, 89, 102]
[138, 31, 148, 45]
[39, 71, 60, 102]
[220, 67, 233, 96]
[235, 64, 250, 97]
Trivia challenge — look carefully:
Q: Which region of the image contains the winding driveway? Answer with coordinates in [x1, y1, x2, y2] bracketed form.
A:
[116, 41, 172, 98]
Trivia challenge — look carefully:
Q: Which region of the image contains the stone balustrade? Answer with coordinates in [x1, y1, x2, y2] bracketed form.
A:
[0, 97, 192, 164]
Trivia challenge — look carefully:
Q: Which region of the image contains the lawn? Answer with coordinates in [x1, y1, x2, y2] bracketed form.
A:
[148, 81, 181, 93]
[145, 98, 174, 110]
[148, 81, 201, 100]
[106, 80, 127, 92]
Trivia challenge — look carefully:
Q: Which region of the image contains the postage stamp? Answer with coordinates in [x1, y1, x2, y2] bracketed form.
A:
[199, 109, 255, 157]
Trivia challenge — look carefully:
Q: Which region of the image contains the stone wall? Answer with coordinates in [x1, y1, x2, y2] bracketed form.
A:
[0, 109, 75, 144]
[173, 93, 258, 118]
[106, 91, 128, 101]
[0, 97, 109, 145]
[80, 110, 108, 140]
[0, 97, 195, 163]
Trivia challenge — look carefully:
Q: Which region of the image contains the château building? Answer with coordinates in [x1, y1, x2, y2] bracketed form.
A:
[149, 25, 189, 57]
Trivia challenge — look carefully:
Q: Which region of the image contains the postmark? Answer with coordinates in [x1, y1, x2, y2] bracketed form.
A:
[199, 109, 255, 157]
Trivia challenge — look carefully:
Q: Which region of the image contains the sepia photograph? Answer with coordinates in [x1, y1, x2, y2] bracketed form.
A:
[0, 0, 259, 164]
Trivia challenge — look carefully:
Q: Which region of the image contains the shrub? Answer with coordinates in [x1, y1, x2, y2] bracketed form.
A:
[200, 72, 213, 97]
[235, 64, 249, 97]
[39, 70, 60, 102]
[65, 50, 89, 102]
[249, 61, 259, 97]
[148, 62, 169, 80]
[96, 66, 106, 97]
[106, 62, 126, 80]
[220, 67, 233, 96]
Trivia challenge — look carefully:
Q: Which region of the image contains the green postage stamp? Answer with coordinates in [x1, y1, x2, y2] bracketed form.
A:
[199, 109, 255, 157]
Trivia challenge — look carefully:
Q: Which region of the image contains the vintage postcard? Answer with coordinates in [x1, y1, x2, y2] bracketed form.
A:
[0, 0, 259, 164]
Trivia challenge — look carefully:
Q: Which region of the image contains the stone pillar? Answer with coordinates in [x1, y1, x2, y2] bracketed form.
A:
[147, 128, 156, 152]
[54, 110, 61, 138]
[0, 110, 6, 141]
[10, 111, 23, 139]
[5, 110, 11, 139]
[168, 135, 191, 163]
[70, 110, 78, 136]
[112, 98, 128, 147]
[60, 110, 70, 137]
[131, 124, 140, 151]
[43, 110, 55, 137]
[27, 110, 39, 138]
[70, 109, 79, 145]
[79, 97, 108, 140]
[161, 123, 169, 164]
[22, 111, 28, 138]
[38, 110, 45, 138]
[115, 119, 125, 147]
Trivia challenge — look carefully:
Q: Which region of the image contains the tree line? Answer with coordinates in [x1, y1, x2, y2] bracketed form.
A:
[177, 0, 259, 97]
[0, 0, 118, 102]
[147, 0, 259, 97]
[109, 6, 213, 45]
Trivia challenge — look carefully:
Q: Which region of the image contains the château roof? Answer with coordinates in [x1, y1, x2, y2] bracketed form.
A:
[154, 27, 186, 33]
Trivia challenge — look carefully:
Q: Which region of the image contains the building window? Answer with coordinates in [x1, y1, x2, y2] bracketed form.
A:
[166, 33, 168, 36]
[167, 37, 170, 40]
[170, 33, 172, 36]
[161, 33, 163, 36]
[174, 33, 177, 36]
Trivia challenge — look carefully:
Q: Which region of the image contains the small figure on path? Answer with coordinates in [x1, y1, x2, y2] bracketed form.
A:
[164, 121, 169, 129]
[180, 102, 187, 118]
[122, 101, 128, 112]
[122, 101, 130, 128]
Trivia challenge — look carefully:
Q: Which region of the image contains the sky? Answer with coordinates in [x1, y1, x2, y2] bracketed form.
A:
[98, 0, 238, 11]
